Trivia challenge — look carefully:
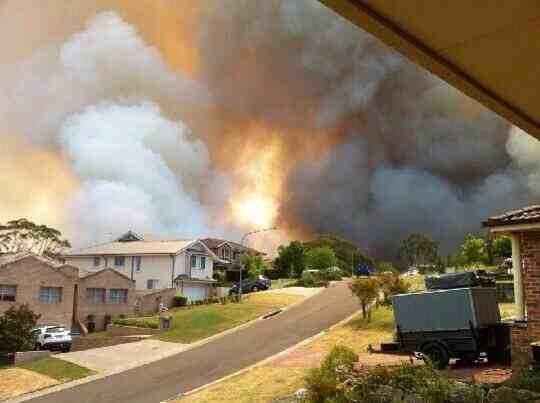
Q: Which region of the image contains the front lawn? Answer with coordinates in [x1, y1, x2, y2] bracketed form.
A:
[154, 292, 302, 344]
[18, 357, 93, 382]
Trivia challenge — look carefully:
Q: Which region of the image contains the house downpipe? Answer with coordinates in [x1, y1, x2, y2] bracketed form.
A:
[511, 233, 525, 321]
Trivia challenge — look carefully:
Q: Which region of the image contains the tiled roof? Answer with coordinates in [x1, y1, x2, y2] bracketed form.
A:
[200, 238, 265, 255]
[483, 205, 540, 227]
[64, 239, 195, 257]
[0, 252, 63, 268]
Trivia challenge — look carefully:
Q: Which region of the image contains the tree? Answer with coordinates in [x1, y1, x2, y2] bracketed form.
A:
[304, 234, 373, 274]
[306, 246, 338, 271]
[0, 219, 71, 258]
[0, 304, 41, 352]
[378, 273, 411, 305]
[399, 233, 439, 269]
[349, 277, 380, 321]
[376, 261, 398, 274]
[492, 236, 512, 259]
[240, 253, 265, 278]
[458, 234, 489, 267]
[274, 241, 306, 278]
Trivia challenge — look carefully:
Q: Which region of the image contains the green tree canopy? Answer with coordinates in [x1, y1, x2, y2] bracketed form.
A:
[0, 218, 71, 258]
[303, 234, 373, 273]
[240, 253, 266, 279]
[399, 233, 439, 269]
[305, 246, 338, 271]
[491, 236, 512, 258]
[274, 241, 307, 278]
[458, 234, 489, 267]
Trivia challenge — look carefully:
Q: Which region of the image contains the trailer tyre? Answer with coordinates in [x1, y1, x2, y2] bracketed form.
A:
[421, 343, 450, 369]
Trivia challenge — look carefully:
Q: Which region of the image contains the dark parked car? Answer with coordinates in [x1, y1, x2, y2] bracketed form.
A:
[229, 275, 271, 295]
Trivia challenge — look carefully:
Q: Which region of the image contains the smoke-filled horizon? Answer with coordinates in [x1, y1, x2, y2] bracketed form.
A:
[0, 0, 538, 257]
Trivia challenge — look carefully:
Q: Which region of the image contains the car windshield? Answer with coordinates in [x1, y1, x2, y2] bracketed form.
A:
[46, 327, 66, 333]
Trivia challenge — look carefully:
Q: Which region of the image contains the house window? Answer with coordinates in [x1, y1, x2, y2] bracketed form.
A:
[109, 289, 128, 304]
[114, 256, 125, 267]
[39, 287, 62, 303]
[93, 257, 100, 267]
[0, 285, 16, 302]
[134, 256, 142, 272]
[147, 279, 159, 290]
[200, 256, 206, 269]
[190, 255, 197, 268]
[86, 288, 106, 304]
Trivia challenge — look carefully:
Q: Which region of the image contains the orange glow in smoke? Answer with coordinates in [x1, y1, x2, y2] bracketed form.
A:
[229, 126, 285, 230]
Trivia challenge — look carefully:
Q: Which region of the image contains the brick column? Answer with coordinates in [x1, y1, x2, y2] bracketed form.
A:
[511, 231, 540, 365]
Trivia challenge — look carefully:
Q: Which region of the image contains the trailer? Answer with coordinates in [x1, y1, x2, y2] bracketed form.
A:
[392, 286, 510, 368]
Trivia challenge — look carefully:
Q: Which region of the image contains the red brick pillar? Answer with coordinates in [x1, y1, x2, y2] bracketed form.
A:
[511, 231, 540, 365]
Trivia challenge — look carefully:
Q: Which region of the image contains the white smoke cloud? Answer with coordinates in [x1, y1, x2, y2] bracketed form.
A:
[0, 11, 222, 246]
[60, 102, 211, 244]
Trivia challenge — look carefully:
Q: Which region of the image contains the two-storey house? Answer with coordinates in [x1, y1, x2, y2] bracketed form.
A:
[63, 231, 220, 302]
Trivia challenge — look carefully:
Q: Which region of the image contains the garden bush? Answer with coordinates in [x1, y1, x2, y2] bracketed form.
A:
[509, 369, 540, 393]
[173, 295, 188, 307]
[305, 347, 484, 403]
[305, 345, 358, 403]
[112, 317, 159, 329]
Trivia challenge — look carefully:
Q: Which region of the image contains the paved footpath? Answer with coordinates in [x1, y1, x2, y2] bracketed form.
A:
[24, 282, 359, 403]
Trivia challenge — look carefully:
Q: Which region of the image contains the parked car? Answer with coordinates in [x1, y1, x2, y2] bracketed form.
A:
[229, 275, 271, 295]
[32, 325, 72, 352]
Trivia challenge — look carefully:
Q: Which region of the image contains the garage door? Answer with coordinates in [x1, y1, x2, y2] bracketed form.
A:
[182, 284, 208, 302]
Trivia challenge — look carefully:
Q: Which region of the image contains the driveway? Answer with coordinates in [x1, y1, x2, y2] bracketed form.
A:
[21, 281, 359, 403]
[58, 340, 189, 373]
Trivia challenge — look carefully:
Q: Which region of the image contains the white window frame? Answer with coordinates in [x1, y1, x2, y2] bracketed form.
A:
[190, 255, 197, 269]
[134, 256, 142, 272]
[114, 256, 126, 267]
[0, 284, 16, 302]
[93, 257, 100, 267]
[147, 279, 159, 290]
[39, 287, 62, 303]
[86, 288, 106, 304]
[109, 289, 128, 304]
[200, 256, 206, 270]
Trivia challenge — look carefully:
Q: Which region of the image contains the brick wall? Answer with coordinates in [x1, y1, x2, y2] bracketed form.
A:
[0, 256, 77, 327]
[510, 231, 540, 364]
[135, 288, 176, 316]
[78, 269, 136, 331]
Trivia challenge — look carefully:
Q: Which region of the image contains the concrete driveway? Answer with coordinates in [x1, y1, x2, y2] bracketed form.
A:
[57, 340, 189, 373]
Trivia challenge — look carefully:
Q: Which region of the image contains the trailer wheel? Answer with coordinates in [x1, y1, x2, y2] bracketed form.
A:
[421, 343, 450, 369]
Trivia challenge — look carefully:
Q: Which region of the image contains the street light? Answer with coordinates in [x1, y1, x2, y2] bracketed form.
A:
[238, 227, 277, 300]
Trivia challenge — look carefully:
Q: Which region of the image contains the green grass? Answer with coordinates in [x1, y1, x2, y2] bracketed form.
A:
[18, 357, 93, 382]
[156, 293, 301, 343]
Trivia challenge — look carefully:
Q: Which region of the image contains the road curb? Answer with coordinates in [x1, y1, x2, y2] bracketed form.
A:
[167, 306, 361, 402]
[4, 287, 326, 403]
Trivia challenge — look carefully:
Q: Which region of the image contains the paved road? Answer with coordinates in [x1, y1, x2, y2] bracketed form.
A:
[27, 282, 359, 403]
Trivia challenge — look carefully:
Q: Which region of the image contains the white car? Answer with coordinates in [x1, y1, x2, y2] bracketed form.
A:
[32, 325, 72, 352]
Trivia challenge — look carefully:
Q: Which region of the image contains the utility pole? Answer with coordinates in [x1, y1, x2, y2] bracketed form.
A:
[239, 227, 277, 301]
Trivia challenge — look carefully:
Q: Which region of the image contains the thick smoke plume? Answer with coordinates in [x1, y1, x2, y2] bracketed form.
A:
[0, 0, 539, 257]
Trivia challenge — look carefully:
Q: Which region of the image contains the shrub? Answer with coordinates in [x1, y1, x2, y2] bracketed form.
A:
[305, 345, 358, 403]
[349, 277, 380, 321]
[112, 317, 159, 329]
[320, 266, 344, 281]
[510, 369, 540, 393]
[0, 304, 41, 353]
[301, 270, 330, 288]
[378, 273, 411, 305]
[173, 295, 188, 307]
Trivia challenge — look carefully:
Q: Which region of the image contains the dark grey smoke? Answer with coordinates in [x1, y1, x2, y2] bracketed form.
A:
[194, 0, 538, 257]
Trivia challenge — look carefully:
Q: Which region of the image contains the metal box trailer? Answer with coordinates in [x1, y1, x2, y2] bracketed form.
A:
[392, 287, 509, 368]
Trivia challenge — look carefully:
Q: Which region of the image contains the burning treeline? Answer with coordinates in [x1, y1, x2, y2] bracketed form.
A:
[0, 0, 539, 258]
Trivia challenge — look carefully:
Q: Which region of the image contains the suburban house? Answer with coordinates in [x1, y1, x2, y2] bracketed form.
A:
[63, 231, 220, 302]
[201, 238, 265, 280]
[484, 205, 540, 363]
[0, 252, 135, 331]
